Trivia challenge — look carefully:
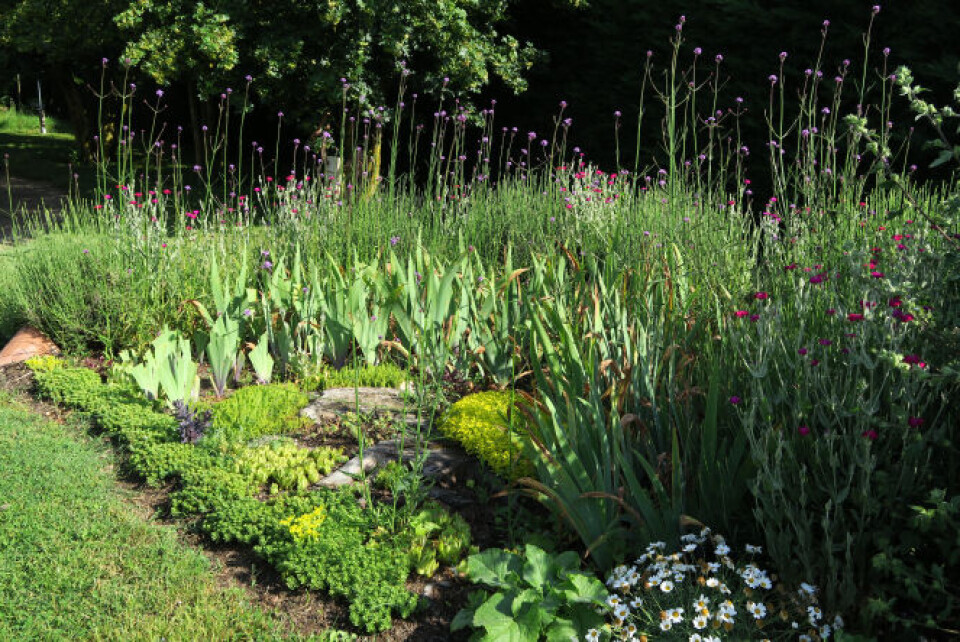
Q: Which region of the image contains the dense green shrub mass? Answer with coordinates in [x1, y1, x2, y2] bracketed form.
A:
[129, 441, 216, 487]
[24, 357, 470, 634]
[170, 466, 257, 517]
[301, 362, 411, 392]
[229, 439, 346, 493]
[28, 358, 178, 451]
[206, 491, 445, 633]
[211, 383, 311, 442]
[438, 391, 534, 479]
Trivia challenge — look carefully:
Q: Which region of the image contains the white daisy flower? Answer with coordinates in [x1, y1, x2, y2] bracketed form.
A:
[820, 624, 832, 638]
[808, 605, 823, 623]
[800, 582, 817, 596]
[747, 601, 767, 619]
[585, 629, 600, 642]
[692, 615, 708, 630]
[660, 579, 675, 593]
[659, 620, 673, 632]
[745, 543, 762, 554]
[714, 543, 731, 556]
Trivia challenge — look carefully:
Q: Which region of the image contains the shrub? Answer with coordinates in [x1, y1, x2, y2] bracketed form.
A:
[250, 489, 420, 633]
[210, 383, 311, 442]
[201, 492, 330, 547]
[28, 360, 178, 447]
[451, 543, 609, 642]
[401, 504, 472, 577]
[437, 391, 534, 479]
[301, 362, 411, 391]
[867, 489, 960, 636]
[170, 466, 256, 517]
[128, 441, 216, 487]
[265, 524, 419, 633]
[228, 439, 346, 493]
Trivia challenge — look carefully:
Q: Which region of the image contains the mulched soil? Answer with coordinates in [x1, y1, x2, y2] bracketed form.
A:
[0, 359, 535, 641]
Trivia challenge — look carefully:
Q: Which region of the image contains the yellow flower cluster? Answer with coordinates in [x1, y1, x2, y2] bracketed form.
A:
[437, 391, 535, 480]
[24, 355, 63, 373]
[280, 506, 328, 542]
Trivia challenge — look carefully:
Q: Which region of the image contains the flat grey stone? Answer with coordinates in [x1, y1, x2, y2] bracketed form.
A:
[301, 386, 427, 428]
[316, 439, 473, 489]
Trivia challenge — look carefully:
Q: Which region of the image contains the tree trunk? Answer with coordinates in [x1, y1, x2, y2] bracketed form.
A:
[50, 69, 93, 161]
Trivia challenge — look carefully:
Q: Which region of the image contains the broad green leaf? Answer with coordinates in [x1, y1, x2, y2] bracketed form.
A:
[471, 592, 530, 642]
[561, 573, 608, 604]
[465, 549, 522, 589]
[520, 544, 551, 590]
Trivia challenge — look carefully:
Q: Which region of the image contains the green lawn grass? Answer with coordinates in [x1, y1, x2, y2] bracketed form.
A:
[0, 107, 96, 196]
[0, 394, 312, 641]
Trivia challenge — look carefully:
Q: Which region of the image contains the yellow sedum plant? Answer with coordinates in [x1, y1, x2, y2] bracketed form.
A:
[24, 355, 64, 373]
[280, 506, 328, 542]
[437, 391, 534, 480]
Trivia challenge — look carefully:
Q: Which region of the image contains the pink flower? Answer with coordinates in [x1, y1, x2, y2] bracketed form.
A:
[826, 308, 836, 316]
[798, 348, 808, 355]
[755, 292, 769, 300]
[847, 313, 864, 322]
[862, 430, 878, 440]
[810, 359, 820, 366]
[893, 310, 915, 323]
[871, 271, 885, 279]
[888, 297, 902, 308]
[729, 396, 741, 405]
[735, 310, 749, 318]
[750, 314, 760, 322]
[798, 425, 811, 436]
[908, 417, 924, 428]
[819, 339, 832, 346]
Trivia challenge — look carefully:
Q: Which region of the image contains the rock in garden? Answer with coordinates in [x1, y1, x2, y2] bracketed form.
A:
[316, 438, 473, 489]
[0, 326, 60, 367]
[301, 386, 428, 428]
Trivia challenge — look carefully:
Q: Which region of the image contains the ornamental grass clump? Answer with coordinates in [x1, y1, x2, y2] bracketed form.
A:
[600, 528, 843, 641]
[436, 390, 534, 480]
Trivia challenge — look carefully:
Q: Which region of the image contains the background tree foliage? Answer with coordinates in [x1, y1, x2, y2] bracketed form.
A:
[1, 0, 958, 174]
